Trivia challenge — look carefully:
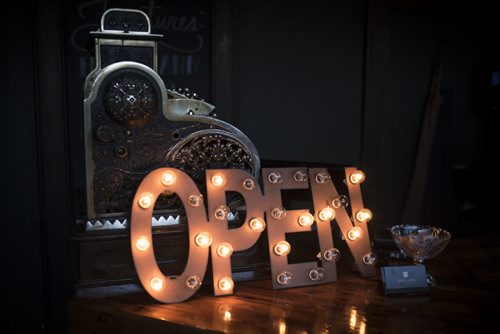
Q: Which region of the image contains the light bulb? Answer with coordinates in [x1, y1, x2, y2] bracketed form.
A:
[349, 170, 366, 184]
[308, 267, 325, 281]
[315, 172, 331, 184]
[150, 277, 164, 291]
[211, 174, 226, 187]
[161, 171, 176, 186]
[276, 271, 292, 285]
[318, 207, 335, 221]
[243, 178, 255, 190]
[185, 275, 202, 289]
[217, 243, 233, 258]
[267, 172, 283, 184]
[274, 241, 291, 256]
[363, 252, 377, 266]
[323, 248, 341, 262]
[355, 209, 372, 223]
[347, 227, 363, 241]
[214, 205, 230, 220]
[188, 194, 203, 207]
[138, 192, 154, 209]
[271, 207, 286, 220]
[218, 277, 234, 292]
[298, 212, 314, 227]
[195, 232, 213, 247]
[293, 170, 308, 182]
[331, 195, 349, 208]
[249, 218, 266, 232]
[135, 237, 150, 251]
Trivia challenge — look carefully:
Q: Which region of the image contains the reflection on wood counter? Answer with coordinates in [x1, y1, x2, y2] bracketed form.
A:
[69, 237, 500, 333]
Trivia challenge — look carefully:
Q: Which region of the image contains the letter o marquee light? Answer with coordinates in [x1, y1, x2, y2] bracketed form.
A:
[131, 168, 211, 303]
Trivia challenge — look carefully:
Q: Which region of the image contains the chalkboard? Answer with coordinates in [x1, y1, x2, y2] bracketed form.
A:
[62, 0, 211, 217]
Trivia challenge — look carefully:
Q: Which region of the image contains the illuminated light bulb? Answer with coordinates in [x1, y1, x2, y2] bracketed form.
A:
[318, 207, 335, 221]
[267, 172, 283, 184]
[355, 208, 372, 223]
[323, 248, 341, 262]
[249, 218, 266, 232]
[150, 277, 164, 291]
[195, 232, 213, 247]
[214, 205, 230, 220]
[362, 252, 377, 266]
[331, 195, 349, 208]
[276, 271, 292, 285]
[298, 212, 315, 227]
[274, 241, 291, 256]
[349, 170, 366, 184]
[135, 237, 150, 252]
[218, 277, 234, 292]
[138, 192, 154, 209]
[243, 178, 256, 190]
[185, 275, 202, 289]
[308, 267, 325, 281]
[293, 170, 308, 182]
[188, 194, 203, 207]
[217, 243, 233, 258]
[211, 174, 226, 187]
[347, 226, 363, 241]
[315, 172, 331, 184]
[271, 207, 286, 220]
[161, 171, 176, 186]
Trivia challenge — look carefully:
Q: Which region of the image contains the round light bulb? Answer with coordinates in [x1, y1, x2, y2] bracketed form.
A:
[243, 178, 256, 190]
[315, 172, 331, 184]
[150, 277, 164, 291]
[298, 212, 314, 227]
[185, 275, 202, 289]
[218, 277, 234, 292]
[188, 194, 203, 207]
[161, 171, 176, 186]
[249, 218, 266, 232]
[308, 268, 325, 281]
[217, 243, 233, 258]
[349, 170, 366, 184]
[323, 248, 341, 262]
[363, 252, 377, 266]
[135, 237, 150, 252]
[347, 226, 363, 241]
[293, 170, 308, 182]
[267, 172, 283, 184]
[271, 207, 286, 220]
[138, 192, 154, 209]
[211, 174, 226, 187]
[355, 208, 372, 223]
[276, 271, 292, 285]
[274, 241, 291, 256]
[195, 232, 213, 247]
[318, 207, 335, 221]
[214, 205, 230, 220]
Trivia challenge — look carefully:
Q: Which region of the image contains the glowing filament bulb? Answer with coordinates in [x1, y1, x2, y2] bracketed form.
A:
[349, 170, 366, 184]
[161, 171, 176, 186]
[218, 277, 234, 292]
[150, 277, 164, 291]
[355, 208, 372, 223]
[318, 207, 335, 221]
[274, 241, 291, 256]
[211, 174, 226, 187]
[135, 237, 150, 251]
[347, 227, 363, 241]
[217, 243, 233, 258]
[298, 212, 314, 227]
[138, 192, 154, 209]
[249, 218, 266, 232]
[195, 232, 213, 247]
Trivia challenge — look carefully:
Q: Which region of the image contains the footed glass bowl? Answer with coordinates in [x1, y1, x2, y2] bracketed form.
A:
[390, 225, 451, 287]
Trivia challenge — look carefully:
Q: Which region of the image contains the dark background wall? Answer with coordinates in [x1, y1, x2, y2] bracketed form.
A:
[2, 0, 498, 332]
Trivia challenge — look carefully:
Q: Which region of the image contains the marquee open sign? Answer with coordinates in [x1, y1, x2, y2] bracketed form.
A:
[131, 167, 375, 303]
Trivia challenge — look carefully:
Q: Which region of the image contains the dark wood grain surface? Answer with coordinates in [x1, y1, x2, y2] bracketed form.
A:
[69, 237, 500, 333]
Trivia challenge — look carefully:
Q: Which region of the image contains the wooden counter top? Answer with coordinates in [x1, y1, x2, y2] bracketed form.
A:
[69, 237, 500, 333]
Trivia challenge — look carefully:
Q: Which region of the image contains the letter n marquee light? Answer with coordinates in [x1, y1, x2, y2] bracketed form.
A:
[131, 167, 375, 303]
